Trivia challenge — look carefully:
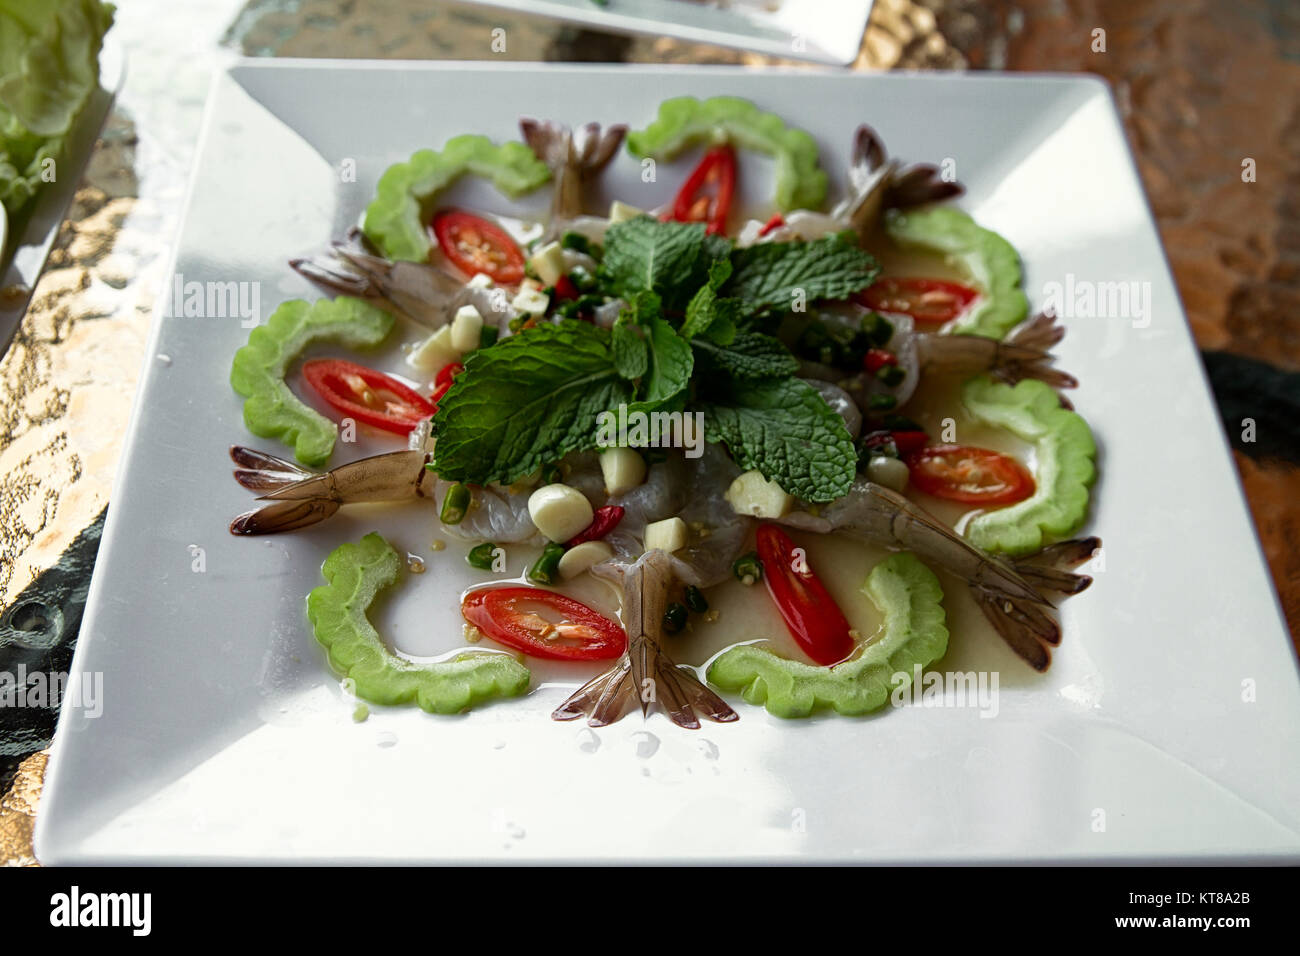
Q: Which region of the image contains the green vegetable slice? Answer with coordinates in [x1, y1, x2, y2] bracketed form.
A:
[626, 96, 828, 212]
[306, 533, 531, 713]
[884, 206, 1028, 339]
[707, 552, 949, 718]
[960, 375, 1097, 556]
[362, 135, 550, 262]
[230, 297, 394, 467]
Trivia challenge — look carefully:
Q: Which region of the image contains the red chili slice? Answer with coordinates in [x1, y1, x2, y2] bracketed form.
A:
[567, 505, 625, 547]
[431, 209, 526, 284]
[905, 444, 1035, 505]
[757, 213, 785, 237]
[301, 359, 435, 435]
[664, 145, 736, 236]
[461, 587, 627, 662]
[855, 277, 979, 324]
[890, 430, 930, 457]
[755, 524, 855, 666]
[553, 275, 579, 301]
[434, 361, 464, 389]
[863, 348, 899, 375]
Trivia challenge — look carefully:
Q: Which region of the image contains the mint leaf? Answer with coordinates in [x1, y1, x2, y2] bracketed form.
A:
[600, 216, 721, 311]
[680, 258, 739, 343]
[725, 234, 879, 318]
[432, 321, 633, 485]
[612, 321, 648, 380]
[632, 317, 694, 411]
[691, 332, 799, 380]
[695, 376, 856, 501]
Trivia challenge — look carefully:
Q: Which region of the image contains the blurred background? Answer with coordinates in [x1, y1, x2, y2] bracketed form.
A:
[0, 0, 1296, 864]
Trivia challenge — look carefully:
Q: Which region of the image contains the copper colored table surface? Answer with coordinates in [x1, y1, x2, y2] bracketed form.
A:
[1, 0, 1296, 865]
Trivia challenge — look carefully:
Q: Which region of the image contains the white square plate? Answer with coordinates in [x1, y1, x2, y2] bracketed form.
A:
[36, 60, 1300, 864]
[453, 0, 874, 66]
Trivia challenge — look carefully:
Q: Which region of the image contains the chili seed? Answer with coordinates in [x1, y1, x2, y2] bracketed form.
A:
[683, 585, 709, 614]
[662, 602, 688, 635]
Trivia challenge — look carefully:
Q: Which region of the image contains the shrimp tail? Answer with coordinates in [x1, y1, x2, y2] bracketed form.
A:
[230, 497, 342, 535]
[916, 311, 1078, 389]
[971, 588, 1055, 671]
[1010, 536, 1100, 596]
[998, 311, 1078, 388]
[970, 535, 1102, 670]
[552, 550, 737, 729]
[290, 229, 459, 327]
[230, 445, 314, 492]
[835, 124, 966, 238]
[520, 118, 627, 235]
[229, 447, 435, 535]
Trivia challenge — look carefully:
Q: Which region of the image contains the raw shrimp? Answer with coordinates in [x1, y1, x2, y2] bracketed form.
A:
[781, 478, 1096, 671]
[291, 228, 521, 335]
[519, 118, 627, 241]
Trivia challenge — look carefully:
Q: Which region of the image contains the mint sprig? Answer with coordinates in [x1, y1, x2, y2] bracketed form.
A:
[435, 218, 873, 502]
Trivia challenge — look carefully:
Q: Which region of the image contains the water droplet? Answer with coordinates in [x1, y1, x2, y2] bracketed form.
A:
[492, 739, 507, 750]
[407, 553, 426, 574]
[507, 822, 526, 839]
[156, 353, 171, 366]
[377, 731, 398, 748]
[631, 731, 659, 759]
[697, 739, 719, 760]
[576, 728, 600, 753]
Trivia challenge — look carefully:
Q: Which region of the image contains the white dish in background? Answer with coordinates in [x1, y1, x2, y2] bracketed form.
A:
[0, 38, 124, 355]
[35, 60, 1300, 864]
[457, 0, 874, 66]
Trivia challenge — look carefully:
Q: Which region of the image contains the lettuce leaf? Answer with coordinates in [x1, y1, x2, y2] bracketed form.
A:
[362, 135, 550, 262]
[0, 0, 114, 223]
